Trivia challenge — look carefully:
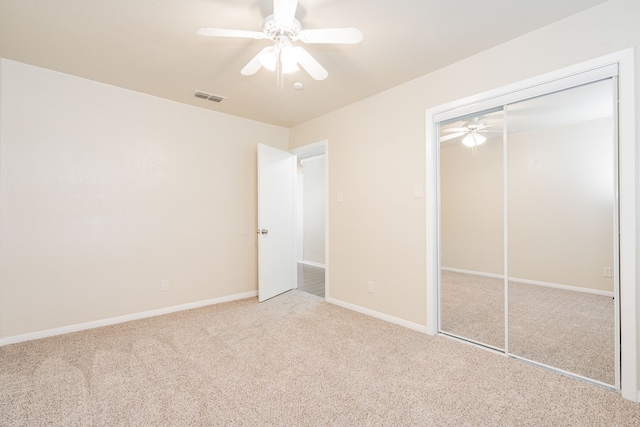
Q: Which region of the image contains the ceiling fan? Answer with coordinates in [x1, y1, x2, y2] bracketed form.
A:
[197, 0, 363, 82]
[440, 117, 502, 147]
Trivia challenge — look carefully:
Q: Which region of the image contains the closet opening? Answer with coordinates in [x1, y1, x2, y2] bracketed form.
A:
[426, 50, 637, 401]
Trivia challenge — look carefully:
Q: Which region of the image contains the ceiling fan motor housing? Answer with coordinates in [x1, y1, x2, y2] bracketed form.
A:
[263, 15, 302, 40]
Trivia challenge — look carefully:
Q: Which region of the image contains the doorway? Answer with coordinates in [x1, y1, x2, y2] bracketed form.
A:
[293, 141, 328, 298]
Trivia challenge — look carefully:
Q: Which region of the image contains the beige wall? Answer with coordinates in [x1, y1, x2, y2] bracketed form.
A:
[290, 0, 639, 328]
[302, 156, 326, 264]
[441, 118, 614, 293]
[290, 93, 428, 324]
[440, 137, 504, 276]
[0, 59, 288, 338]
[508, 118, 614, 292]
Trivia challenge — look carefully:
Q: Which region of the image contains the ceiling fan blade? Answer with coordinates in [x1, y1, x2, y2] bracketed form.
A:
[197, 28, 267, 39]
[439, 132, 466, 142]
[298, 28, 363, 44]
[273, 0, 298, 28]
[442, 127, 468, 133]
[241, 47, 271, 76]
[478, 123, 501, 130]
[295, 47, 328, 81]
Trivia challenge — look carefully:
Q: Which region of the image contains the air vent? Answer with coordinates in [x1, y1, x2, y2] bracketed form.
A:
[194, 90, 225, 103]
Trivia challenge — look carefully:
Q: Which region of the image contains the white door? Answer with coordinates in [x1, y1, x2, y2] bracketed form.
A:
[257, 143, 296, 302]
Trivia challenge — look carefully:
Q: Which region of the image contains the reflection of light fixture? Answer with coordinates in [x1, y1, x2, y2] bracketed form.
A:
[462, 131, 487, 147]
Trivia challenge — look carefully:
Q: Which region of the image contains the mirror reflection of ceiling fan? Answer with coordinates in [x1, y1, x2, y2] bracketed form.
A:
[197, 0, 363, 82]
[440, 117, 502, 147]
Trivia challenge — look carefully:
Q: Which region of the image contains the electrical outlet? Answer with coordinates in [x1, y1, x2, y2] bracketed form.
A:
[603, 267, 612, 278]
[161, 279, 170, 291]
[367, 281, 374, 293]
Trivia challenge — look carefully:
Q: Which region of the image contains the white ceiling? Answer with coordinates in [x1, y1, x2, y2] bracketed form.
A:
[0, 0, 609, 128]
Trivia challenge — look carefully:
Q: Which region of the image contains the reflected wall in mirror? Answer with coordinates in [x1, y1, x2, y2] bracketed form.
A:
[439, 110, 505, 349]
[506, 79, 616, 385]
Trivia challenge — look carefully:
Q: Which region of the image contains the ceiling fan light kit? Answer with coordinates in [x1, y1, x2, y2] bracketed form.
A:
[440, 117, 501, 153]
[198, 0, 362, 84]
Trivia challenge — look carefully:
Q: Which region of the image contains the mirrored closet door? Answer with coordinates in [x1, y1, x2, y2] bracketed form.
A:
[506, 79, 616, 385]
[438, 75, 619, 388]
[439, 108, 505, 350]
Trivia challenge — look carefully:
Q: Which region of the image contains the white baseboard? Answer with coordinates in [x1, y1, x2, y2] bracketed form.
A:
[509, 276, 614, 298]
[441, 267, 504, 279]
[441, 267, 614, 298]
[440, 267, 504, 279]
[0, 291, 258, 347]
[297, 260, 326, 268]
[326, 297, 427, 333]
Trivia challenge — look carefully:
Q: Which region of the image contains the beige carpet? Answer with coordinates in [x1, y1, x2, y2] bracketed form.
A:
[1, 290, 638, 426]
[440, 270, 615, 385]
[440, 270, 506, 350]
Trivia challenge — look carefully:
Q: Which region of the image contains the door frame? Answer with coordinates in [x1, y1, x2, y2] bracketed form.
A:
[291, 140, 329, 299]
[426, 49, 637, 401]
